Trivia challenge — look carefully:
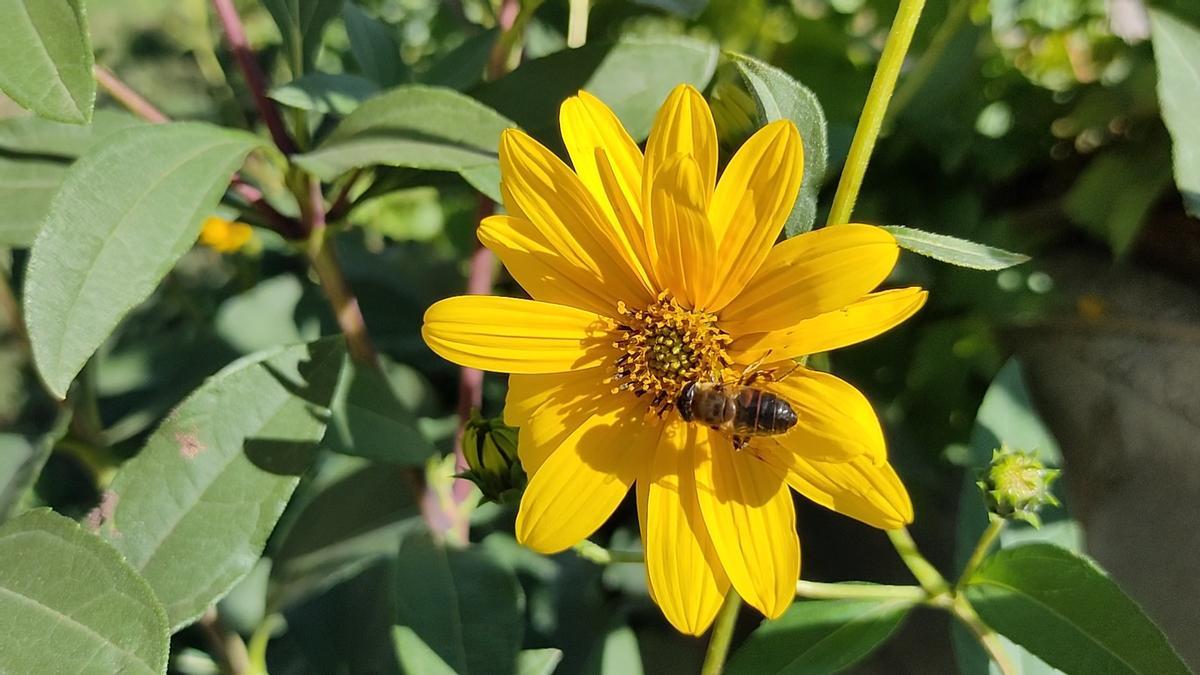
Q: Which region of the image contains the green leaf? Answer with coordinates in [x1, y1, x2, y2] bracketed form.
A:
[1150, 9, 1200, 217]
[883, 226, 1031, 271]
[268, 461, 421, 611]
[727, 52, 828, 237]
[0, 109, 142, 157]
[394, 530, 524, 675]
[23, 122, 262, 398]
[215, 273, 318, 354]
[724, 597, 912, 675]
[99, 339, 343, 630]
[1062, 143, 1173, 256]
[270, 72, 380, 116]
[261, 0, 344, 74]
[0, 412, 70, 522]
[394, 625, 458, 675]
[474, 35, 719, 147]
[325, 356, 434, 465]
[421, 29, 498, 91]
[293, 84, 515, 186]
[965, 544, 1190, 675]
[342, 4, 404, 86]
[0, 0, 95, 124]
[517, 649, 564, 675]
[0, 509, 168, 674]
[0, 157, 67, 248]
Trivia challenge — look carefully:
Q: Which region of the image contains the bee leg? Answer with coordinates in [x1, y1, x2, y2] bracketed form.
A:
[732, 436, 748, 451]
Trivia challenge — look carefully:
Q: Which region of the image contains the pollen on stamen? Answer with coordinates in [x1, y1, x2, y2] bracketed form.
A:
[606, 294, 731, 414]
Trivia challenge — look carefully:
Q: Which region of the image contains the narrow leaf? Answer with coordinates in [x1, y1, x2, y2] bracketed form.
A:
[421, 29, 498, 91]
[0, 411, 70, 522]
[23, 122, 262, 398]
[394, 625, 458, 675]
[725, 597, 912, 675]
[966, 544, 1190, 675]
[261, 0, 344, 74]
[517, 649, 564, 675]
[727, 52, 828, 237]
[100, 339, 344, 630]
[293, 84, 515, 182]
[1150, 9, 1200, 216]
[0, 157, 67, 248]
[342, 4, 404, 86]
[0, 509, 168, 674]
[0, 0, 95, 123]
[270, 73, 379, 116]
[883, 225, 1030, 271]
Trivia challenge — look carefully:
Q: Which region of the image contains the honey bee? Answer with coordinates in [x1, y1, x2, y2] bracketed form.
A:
[675, 363, 798, 450]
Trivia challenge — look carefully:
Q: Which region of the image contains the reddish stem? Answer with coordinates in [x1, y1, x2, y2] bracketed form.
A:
[94, 66, 169, 124]
[210, 0, 297, 155]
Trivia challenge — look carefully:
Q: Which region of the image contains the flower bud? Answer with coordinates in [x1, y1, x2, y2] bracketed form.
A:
[977, 446, 1061, 527]
[459, 412, 526, 504]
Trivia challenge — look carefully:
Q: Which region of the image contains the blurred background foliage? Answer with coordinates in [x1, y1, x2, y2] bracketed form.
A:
[2, 0, 1198, 673]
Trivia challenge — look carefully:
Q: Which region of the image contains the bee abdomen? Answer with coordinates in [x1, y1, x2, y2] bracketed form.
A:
[733, 389, 798, 435]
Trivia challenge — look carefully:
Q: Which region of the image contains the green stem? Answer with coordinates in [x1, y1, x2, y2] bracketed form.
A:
[795, 580, 926, 603]
[246, 614, 285, 675]
[699, 591, 742, 675]
[825, 0, 928, 226]
[956, 517, 1005, 591]
[886, 527, 951, 597]
[951, 595, 1018, 675]
[572, 540, 645, 565]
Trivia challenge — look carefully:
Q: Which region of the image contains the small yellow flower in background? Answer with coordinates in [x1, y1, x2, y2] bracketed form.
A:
[422, 84, 927, 635]
[199, 216, 255, 254]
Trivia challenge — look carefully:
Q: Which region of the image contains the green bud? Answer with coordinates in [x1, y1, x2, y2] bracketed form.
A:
[710, 80, 759, 150]
[459, 412, 526, 505]
[977, 445, 1061, 528]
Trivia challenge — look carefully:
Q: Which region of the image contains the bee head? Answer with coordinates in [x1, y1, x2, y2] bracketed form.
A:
[675, 381, 698, 421]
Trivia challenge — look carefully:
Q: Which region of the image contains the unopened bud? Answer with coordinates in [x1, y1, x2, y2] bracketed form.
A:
[459, 412, 526, 504]
[978, 446, 1061, 528]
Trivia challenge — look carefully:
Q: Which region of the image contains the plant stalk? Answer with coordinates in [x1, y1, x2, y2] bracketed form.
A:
[572, 540, 645, 565]
[886, 527, 951, 597]
[826, 0, 927, 226]
[94, 66, 170, 124]
[795, 579, 927, 603]
[700, 591, 743, 675]
[198, 608, 251, 675]
[956, 517, 1005, 591]
[951, 595, 1018, 675]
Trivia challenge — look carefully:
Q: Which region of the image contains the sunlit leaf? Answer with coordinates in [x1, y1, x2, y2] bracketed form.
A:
[0, 509, 168, 674]
[0, 157, 66, 248]
[727, 52, 828, 237]
[0, 109, 141, 157]
[325, 356, 434, 465]
[966, 544, 1190, 675]
[270, 73, 380, 116]
[422, 29, 498, 91]
[883, 226, 1031, 271]
[0, 411, 70, 522]
[99, 339, 343, 630]
[517, 649, 564, 675]
[394, 625, 458, 675]
[1150, 9, 1200, 217]
[23, 122, 262, 398]
[725, 597, 912, 675]
[0, 0, 95, 123]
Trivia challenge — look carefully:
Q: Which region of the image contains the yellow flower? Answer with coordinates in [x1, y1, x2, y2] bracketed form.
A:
[422, 85, 927, 634]
[199, 216, 255, 254]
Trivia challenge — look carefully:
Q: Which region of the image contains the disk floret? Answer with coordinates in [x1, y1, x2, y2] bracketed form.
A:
[610, 293, 730, 413]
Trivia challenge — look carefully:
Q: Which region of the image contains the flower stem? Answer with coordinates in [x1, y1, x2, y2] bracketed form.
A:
[956, 517, 1005, 591]
[210, 0, 296, 154]
[951, 595, 1018, 675]
[886, 527, 951, 597]
[93, 66, 169, 124]
[795, 580, 926, 603]
[700, 591, 742, 675]
[306, 228, 379, 366]
[825, 0, 927, 227]
[572, 540, 645, 565]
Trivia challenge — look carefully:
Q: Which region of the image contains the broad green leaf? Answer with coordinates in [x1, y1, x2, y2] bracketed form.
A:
[966, 544, 1190, 675]
[293, 85, 515, 184]
[394, 625, 457, 675]
[0, 109, 141, 157]
[460, 163, 503, 203]
[0, 509, 168, 674]
[517, 649, 563, 675]
[99, 339, 343, 630]
[342, 4, 404, 86]
[1150, 9, 1200, 217]
[0, 0, 95, 124]
[728, 52, 828, 237]
[883, 226, 1031, 271]
[270, 72, 380, 116]
[422, 29, 498, 91]
[23, 122, 262, 398]
[325, 356, 434, 464]
[261, 0, 344, 74]
[725, 597, 912, 675]
[215, 273, 317, 354]
[474, 35, 719, 147]
[1062, 143, 1173, 256]
[394, 530, 524, 675]
[0, 157, 66, 247]
[0, 411, 70, 522]
[268, 461, 421, 611]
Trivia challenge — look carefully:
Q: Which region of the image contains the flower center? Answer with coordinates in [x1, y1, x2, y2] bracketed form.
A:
[609, 293, 731, 414]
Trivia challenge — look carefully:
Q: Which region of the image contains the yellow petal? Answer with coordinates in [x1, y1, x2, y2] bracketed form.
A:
[644, 421, 730, 635]
[595, 146, 657, 289]
[707, 121, 804, 310]
[422, 296, 612, 374]
[515, 403, 658, 554]
[646, 154, 717, 309]
[499, 129, 654, 304]
[643, 84, 717, 208]
[560, 91, 645, 228]
[718, 224, 899, 335]
[694, 427, 799, 619]
[756, 447, 913, 529]
[762, 367, 886, 464]
[730, 288, 927, 363]
[479, 215, 620, 316]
